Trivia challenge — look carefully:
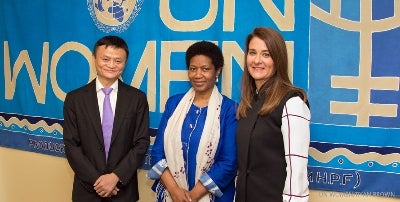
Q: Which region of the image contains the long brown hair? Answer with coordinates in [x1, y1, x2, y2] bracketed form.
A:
[237, 27, 307, 119]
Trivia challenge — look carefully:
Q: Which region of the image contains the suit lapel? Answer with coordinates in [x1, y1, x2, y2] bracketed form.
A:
[111, 80, 130, 143]
[84, 80, 104, 144]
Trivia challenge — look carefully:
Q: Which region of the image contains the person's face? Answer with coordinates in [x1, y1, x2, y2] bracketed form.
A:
[93, 45, 127, 86]
[246, 36, 275, 89]
[188, 55, 220, 96]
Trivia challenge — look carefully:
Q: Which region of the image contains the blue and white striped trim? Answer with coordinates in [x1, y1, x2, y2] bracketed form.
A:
[146, 159, 168, 179]
[199, 173, 223, 197]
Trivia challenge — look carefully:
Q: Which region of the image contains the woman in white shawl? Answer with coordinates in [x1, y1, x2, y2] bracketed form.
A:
[148, 41, 238, 202]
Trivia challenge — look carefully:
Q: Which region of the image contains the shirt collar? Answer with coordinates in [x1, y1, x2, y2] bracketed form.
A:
[96, 78, 119, 93]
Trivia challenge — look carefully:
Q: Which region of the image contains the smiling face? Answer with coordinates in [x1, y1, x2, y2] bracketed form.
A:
[188, 54, 220, 97]
[93, 45, 127, 87]
[246, 36, 275, 90]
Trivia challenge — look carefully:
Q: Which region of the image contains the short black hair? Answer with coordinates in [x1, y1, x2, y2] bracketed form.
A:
[93, 35, 129, 58]
[185, 41, 224, 71]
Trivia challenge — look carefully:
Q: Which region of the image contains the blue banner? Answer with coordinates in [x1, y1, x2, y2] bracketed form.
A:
[308, 0, 400, 197]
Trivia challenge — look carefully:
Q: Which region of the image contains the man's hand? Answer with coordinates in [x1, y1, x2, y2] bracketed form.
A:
[94, 172, 120, 197]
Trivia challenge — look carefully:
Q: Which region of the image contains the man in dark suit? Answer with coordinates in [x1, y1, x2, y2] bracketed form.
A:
[63, 35, 150, 202]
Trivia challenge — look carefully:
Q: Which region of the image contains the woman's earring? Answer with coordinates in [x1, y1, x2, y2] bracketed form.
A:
[216, 77, 219, 82]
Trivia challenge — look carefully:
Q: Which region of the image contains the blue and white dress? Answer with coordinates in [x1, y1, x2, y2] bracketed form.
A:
[148, 93, 238, 202]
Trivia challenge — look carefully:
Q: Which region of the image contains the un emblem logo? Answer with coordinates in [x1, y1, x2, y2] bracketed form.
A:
[87, 0, 144, 33]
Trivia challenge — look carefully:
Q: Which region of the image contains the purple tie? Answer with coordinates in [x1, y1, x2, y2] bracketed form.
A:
[102, 87, 113, 161]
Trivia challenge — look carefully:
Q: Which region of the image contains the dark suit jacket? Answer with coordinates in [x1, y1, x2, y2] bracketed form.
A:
[63, 79, 150, 202]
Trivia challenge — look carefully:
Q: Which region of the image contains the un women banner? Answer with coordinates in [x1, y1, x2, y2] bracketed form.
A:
[0, 0, 399, 197]
[308, 1, 400, 198]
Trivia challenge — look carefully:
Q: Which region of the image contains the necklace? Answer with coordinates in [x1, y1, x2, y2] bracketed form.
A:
[183, 105, 202, 185]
